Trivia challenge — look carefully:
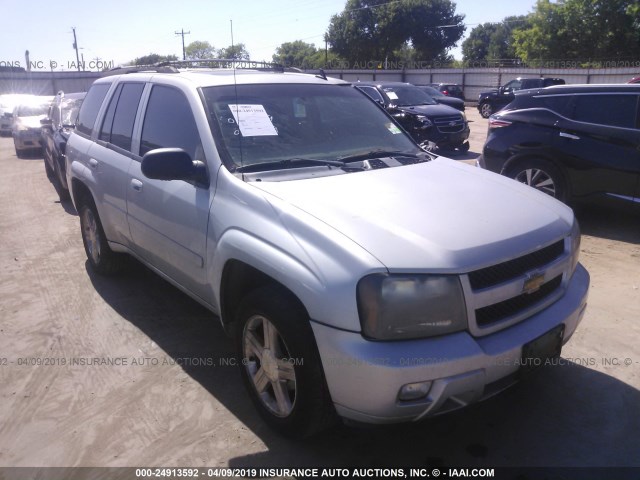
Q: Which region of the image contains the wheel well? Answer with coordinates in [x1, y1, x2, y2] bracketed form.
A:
[71, 178, 94, 211]
[502, 155, 571, 197]
[220, 260, 307, 331]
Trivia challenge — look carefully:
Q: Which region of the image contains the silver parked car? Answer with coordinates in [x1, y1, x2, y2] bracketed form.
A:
[66, 62, 589, 437]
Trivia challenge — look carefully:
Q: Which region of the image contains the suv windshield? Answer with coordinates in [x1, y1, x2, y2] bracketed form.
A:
[203, 83, 420, 171]
[17, 104, 48, 117]
[382, 86, 438, 106]
[60, 98, 83, 126]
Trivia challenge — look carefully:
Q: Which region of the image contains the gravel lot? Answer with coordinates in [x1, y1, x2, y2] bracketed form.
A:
[0, 109, 638, 471]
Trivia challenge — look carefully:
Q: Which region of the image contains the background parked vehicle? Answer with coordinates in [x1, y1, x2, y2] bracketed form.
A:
[477, 77, 566, 118]
[11, 97, 53, 157]
[478, 84, 640, 204]
[41, 91, 85, 200]
[628, 76, 640, 84]
[416, 85, 465, 111]
[0, 94, 35, 136]
[356, 81, 470, 152]
[429, 83, 465, 100]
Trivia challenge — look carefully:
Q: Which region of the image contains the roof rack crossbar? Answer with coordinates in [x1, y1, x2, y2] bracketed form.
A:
[155, 59, 285, 72]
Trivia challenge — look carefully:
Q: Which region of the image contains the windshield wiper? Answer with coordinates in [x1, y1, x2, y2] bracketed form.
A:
[234, 157, 344, 173]
[337, 150, 421, 163]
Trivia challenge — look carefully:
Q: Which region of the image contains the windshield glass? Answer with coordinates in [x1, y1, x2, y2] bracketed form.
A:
[420, 86, 445, 98]
[382, 86, 438, 106]
[202, 83, 420, 171]
[16, 104, 48, 117]
[60, 98, 83, 125]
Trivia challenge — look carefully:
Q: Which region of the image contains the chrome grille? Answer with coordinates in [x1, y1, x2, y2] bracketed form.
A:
[462, 238, 570, 336]
[433, 115, 464, 133]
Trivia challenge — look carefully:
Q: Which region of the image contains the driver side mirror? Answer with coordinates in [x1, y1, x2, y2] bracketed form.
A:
[141, 148, 208, 186]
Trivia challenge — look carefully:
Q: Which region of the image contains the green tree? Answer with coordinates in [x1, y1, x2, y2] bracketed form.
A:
[272, 41, 318, 68]
[217, 43, 250, 60]
[185, 41, 215, 60]
[462, 16, 529, 64]
[513, 0, 640, 62]
[326, 0, 464, 64]
[132, 53, 178, 65]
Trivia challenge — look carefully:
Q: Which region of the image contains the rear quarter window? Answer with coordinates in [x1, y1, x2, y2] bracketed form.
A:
[76, 83, 110, 136]
[570, 94, 639, 129]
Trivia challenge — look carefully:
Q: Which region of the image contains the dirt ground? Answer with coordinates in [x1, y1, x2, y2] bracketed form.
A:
[0, 109, 639, 471]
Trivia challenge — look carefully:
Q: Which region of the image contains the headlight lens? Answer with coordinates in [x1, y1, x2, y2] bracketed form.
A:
[357, 274, 468, 340]
[415, 115, 433, 127]
[570, 219, 581, 276]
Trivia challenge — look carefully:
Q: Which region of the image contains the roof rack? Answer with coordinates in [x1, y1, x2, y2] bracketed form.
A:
[107, 65, 179, 74]
[155, 59, 285, 72]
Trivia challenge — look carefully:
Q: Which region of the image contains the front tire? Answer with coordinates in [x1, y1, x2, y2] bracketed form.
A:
[79, 201, 125, 274]
[507, 158, 566, 201]
[235, 285, 335, 438]
[479, 102, 493, 118]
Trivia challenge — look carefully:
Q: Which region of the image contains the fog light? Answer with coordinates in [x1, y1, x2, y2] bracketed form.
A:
[398, 381, 432, 401]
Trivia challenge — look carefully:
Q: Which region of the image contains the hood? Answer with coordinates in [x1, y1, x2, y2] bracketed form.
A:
[396, 103, 460, 117]
[17, 115, 45, 129]
[250, 158, 573, 273]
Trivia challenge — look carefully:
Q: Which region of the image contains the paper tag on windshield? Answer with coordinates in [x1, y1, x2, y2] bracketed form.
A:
[228, 104, 278, 136]
[386, 91, 399, 100]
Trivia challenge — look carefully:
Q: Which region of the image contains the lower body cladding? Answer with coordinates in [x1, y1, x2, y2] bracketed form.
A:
[312, 264, 589, 424]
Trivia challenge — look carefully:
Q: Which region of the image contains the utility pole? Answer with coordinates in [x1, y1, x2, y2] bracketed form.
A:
[175, 28, 191, 60]
[72, 27, 81, 71]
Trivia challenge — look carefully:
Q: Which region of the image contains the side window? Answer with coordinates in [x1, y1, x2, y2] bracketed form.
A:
[140, 85, 201, 159]
[358, 86, 384, 103]
[504, 80, 522, 91]
[99, 83, 144, 151]
[76, 83, 110, 136]
[570, 95, 638, 129]
[539, 95, 574, 117]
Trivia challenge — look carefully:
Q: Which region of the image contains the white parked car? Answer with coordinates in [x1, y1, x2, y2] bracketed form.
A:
[66, 62, 589, 437]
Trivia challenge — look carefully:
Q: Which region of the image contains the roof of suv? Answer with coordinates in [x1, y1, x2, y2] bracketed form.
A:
[97, 68, 348, 88]
[518, 84, 640, 96]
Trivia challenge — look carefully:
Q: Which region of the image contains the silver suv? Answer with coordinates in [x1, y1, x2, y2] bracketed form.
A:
[66, 61, 589, 437]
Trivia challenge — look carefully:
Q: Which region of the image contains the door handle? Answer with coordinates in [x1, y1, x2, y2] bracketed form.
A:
[88, 158, 98, 169]
[559, 132, 580, 140]
[130, 179, 143, 192]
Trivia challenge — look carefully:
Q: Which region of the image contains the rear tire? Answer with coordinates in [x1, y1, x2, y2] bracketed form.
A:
[507, 158, 566, 202]
[479, 102, 493, 118]
[79, 200, 125, 275]
[234, 285, 336, 438]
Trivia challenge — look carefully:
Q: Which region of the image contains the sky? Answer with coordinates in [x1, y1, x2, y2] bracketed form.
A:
[1, 0, 539, 71]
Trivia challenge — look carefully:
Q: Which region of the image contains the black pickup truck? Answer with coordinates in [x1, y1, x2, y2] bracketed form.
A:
[477, 77, 565, 118]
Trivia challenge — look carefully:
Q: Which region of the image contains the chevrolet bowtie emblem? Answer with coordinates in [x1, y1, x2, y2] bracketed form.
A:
[523, 273, 545, 294]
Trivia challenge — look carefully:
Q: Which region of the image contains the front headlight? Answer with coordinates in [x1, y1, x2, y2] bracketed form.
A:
[570, 219, 581, 276]
[415, 115, 433, 127]
[357, 274, 468, 340]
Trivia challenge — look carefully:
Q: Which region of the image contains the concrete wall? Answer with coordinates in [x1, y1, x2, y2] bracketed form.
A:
[0, 71, 102, 96]
[2, 66, 638, 101]
[315, 67, 640, 101]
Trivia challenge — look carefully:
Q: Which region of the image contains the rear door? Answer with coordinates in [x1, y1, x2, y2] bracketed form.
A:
[87, 81, 146, 246]
[126, 84, 212, 301]
[553, 92, 640, 200]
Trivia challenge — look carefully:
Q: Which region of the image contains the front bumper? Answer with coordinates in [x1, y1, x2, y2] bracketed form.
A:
[13, 130, 42, 150]
[312, 264, 589, 424]
[413, 124, 470, 148]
